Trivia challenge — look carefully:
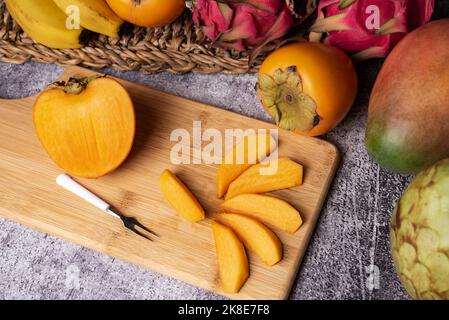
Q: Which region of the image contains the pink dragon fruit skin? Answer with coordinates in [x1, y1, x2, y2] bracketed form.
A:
[192, 0, 296, 54]
[310, 0, 435, 60]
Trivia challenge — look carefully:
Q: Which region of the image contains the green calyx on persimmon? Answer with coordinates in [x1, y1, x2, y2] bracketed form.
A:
[256, 66, 318, 132]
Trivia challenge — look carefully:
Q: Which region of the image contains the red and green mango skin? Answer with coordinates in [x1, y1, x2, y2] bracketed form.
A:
[365, 19, 449, 174]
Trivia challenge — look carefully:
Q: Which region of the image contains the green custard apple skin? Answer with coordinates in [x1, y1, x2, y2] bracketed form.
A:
[365, 19, 449, 174]
[390, 158, 449, 300]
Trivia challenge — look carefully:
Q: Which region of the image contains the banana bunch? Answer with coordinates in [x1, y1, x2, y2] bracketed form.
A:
[6, 0, 84, 49]
[5, 0, 123, 49]
[53, 0, 123, 38]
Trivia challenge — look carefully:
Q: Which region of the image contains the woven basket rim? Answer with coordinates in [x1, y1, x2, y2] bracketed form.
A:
[0, 0, 264, 74]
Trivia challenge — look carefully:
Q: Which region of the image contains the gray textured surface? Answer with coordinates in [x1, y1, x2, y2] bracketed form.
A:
[0, 60, 411, 300]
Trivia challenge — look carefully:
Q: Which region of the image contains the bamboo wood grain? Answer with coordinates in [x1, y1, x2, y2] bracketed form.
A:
[0, 67, 339, 300]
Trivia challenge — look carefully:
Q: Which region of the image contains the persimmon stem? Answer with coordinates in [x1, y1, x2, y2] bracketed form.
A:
[50, 76, 104, 95]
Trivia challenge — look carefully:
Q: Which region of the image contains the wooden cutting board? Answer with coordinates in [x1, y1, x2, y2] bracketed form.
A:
[0, 66, 339, 300]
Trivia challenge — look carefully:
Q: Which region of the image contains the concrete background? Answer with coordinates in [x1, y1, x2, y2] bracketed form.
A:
[1, 2, 448, 299]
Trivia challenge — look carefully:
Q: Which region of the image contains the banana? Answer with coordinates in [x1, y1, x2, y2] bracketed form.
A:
[5, 0, 84, 49]
[53, 0, 123, 38]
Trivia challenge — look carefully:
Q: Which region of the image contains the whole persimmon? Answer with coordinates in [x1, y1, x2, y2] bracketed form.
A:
[256, 42, 358, 136]
[105, 0, 185, 27]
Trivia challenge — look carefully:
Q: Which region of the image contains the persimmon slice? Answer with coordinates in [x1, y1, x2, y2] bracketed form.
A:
[212, 221, 249, 293]
[217, 213, 283, 266]
[159, 169, 205, 223]
[225, 157, 303, 200]
[216, 133, 277, 198]
[33, 77, 135, 178]
[221, 194, 303, 233]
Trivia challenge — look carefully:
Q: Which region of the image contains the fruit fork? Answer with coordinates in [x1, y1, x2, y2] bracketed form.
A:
[56, 174, 158, 241]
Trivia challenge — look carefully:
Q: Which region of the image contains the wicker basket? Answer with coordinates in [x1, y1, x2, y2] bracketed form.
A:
[0, 1, 263, 74]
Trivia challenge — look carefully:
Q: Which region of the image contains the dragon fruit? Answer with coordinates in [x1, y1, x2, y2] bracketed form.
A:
[192, 0, 316, 57]
[310, 0, 435, 60]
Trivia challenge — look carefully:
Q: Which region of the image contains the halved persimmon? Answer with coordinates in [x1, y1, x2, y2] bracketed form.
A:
[33, 77, 135, 178]
[257, 42, 358, 136]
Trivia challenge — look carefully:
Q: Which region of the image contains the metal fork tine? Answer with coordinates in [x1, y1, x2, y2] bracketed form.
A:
[132, 219, 159, 238]
[130, 226, 153, 241]
[108, 207, 158, 240]
[54, 176, 157, 242]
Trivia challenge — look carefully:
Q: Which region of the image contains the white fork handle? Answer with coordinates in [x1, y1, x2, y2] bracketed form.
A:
[56, 174, 110, 213]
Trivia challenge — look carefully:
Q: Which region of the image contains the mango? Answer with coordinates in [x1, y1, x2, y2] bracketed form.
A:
[211, 221, 249, 293]
[217, 213, 283, 266]
[225, 157, 303, 200]
[365, 20, 449, 174]
[217, 133, 277, 198]
[221, 194, 302, 233]
[159, 169, 205, 222]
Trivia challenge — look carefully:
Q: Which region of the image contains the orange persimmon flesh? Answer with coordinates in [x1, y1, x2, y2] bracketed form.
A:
[212, 221, 249, 293]
[225, 157, 303, 200]
[159, 169, 205, 222]
[33, 77, 135, 178]
[217, 133, 277, 198]
[217, 213, 283, 266]
[221, 194, 303, 233]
